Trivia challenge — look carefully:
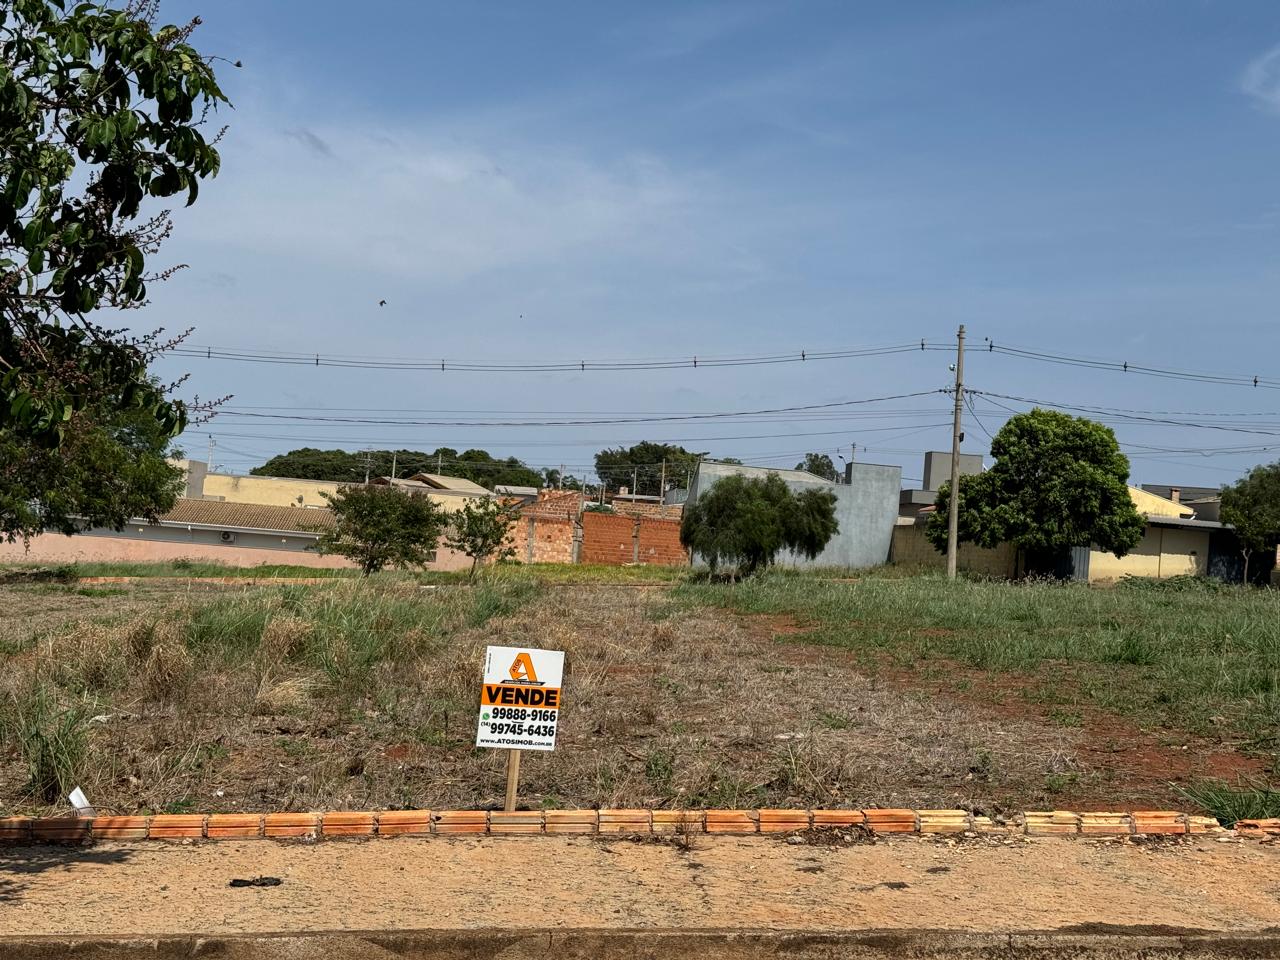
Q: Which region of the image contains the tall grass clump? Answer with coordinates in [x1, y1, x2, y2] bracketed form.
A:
[1178, 779, 1280, 825]
[1, 684, 93, 802]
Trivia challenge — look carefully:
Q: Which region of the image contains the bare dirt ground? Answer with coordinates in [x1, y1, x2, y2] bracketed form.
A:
[0, 580, 1266, 814]
[1, 835, 1278, 938]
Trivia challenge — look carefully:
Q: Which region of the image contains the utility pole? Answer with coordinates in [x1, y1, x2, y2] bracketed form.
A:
[559, 464, 565, 491]
[659, 459, 667, 501]
[206, 435, 214, 468]
[364, 449, 372, 484]
[632, 467, 638, 497]
[390, 451, 397, 479]
[437, 452, 443, 475]
[946, 324, 966, 579]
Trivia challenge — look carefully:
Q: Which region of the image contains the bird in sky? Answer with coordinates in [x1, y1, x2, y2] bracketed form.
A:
[378, 299, 387, 307]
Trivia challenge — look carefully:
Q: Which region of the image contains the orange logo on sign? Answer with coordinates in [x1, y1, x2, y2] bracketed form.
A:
[508, 652, 540, 685]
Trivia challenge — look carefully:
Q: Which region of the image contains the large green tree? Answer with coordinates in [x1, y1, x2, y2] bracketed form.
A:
[251, 447, 543, 490]
[594, 442, 703, 497]
[1, 0, 229, 445]
[680, 473, 839, 576]
[316, 485, 447, 575]
[0, 389, 184, 542]
[926, 408, 1145, 576]
[1221, 462, 1280, 584]
[795, 453, 838, 482]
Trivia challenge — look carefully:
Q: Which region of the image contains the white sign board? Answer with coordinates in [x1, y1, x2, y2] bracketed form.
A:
[475, 645, 565, 752]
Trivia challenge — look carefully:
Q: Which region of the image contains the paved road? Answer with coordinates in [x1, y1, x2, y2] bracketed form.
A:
[1, 835, 1277, 957]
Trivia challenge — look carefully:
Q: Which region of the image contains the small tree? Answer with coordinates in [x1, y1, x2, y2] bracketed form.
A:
[317, 485, 446, 575]
[445, 497, 519, 581]
[926, 408, 1145, 576]
[795, 453, 838, 482]
[1221, 463, 1280, 584]
[680, 473, 839, 576]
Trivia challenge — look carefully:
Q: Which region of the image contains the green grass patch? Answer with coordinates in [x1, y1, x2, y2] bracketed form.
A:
[674, 572, 1280, 749]
[1178, 779, 1280, 825]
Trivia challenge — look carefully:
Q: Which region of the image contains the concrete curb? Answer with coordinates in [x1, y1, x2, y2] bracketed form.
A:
[0, 808, 1260, 844]
[3, 928, 1280, 960]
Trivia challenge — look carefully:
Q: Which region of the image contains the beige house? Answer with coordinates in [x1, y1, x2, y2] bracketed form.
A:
[177, 461, 494, 514]
[891, 485, 1233, 583]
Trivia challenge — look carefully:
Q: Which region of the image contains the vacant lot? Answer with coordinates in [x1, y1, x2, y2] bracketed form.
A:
[0, 568, 1275, 819]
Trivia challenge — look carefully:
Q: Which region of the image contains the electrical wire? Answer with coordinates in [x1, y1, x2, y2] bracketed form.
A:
[173, 340, 951, 373]
[211, 390, 946, 428]
[982, 341, 1280, 391]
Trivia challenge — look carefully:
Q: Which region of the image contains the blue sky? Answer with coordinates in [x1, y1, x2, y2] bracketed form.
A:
[149, 1, 1280, 487]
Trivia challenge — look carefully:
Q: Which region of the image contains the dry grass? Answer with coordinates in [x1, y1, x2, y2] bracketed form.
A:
[0, 579, 1090, 816]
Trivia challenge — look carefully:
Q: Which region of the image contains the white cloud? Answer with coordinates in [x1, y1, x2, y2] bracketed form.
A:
[1241, 44, 1280, 110]
[188, 118, 754, 286]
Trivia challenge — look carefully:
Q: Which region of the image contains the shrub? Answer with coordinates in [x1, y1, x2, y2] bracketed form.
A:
[680, 473, 838, 576]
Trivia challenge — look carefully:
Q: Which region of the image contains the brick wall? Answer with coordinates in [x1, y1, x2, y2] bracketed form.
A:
[581, 511, 636, 564]
[637, 517, 688, 566]
[611, 501, 683, 521]
[524, 517, 576, 564]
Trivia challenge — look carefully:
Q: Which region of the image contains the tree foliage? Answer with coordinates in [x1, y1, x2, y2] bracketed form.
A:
[2, 0, 229, 445]
[251, 447, 542, 490]
[680, 473, 839, 576]
[594, 442, 703, 497]
[795, 452, 838, 482]
[926, 409, 1145, 574]
[1221, 462, 1280, 583]
[316, 485, 447, 575]
[445, 496, 519, 581]
[0, 388, 183, 542]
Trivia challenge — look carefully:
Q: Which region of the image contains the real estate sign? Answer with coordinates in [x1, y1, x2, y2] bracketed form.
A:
[475, 645, 564, 752]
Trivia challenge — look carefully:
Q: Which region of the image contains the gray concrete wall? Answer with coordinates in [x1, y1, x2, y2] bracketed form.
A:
[685, 460, 901, 570]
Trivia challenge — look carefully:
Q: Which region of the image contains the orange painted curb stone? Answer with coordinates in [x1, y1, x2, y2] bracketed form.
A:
[1130, 811, 1186, 835]
[705, 810, 757, 834]
[377, 810, 433, 836]
[148, 814, 206, 840]
[321, 812, 375, 836]
[433, 811, 487, 835]
[598, 809, 652, 834]
[863, 809, 916, 834]
[652, 811, 704, 834]
[490, 811, 543, 835]
[264, 813, 320, 838]
[811, 810, 866, 829]
[32, 818, 92, 843]
[1079, 813, 1132, 836]
[0, 817, 33, 842]
[917, 810, 971, 835]
[544, 810, 598, 834]
[206, 814, 263, 839]
[91, 816, 150, 841]
[758, 809, 811, 833]
[1024, 811, 1080, 836]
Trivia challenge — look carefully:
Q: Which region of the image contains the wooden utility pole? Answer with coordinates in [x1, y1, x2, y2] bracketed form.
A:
[946, 324, 966, 579]
[659, 459, 667, 501]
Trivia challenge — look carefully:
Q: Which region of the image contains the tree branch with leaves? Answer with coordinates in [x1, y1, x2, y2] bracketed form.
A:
[1, 0, 231, 445]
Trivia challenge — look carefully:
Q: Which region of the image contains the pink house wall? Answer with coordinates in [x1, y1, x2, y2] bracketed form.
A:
[0, 533, 474, 572]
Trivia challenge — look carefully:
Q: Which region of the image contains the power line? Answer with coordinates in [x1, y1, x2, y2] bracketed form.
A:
[211, 390, 946, 428]
[982, 340, 1280, 391]
[968, 390, 1280, 439]
[173, 340, 951, 373]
